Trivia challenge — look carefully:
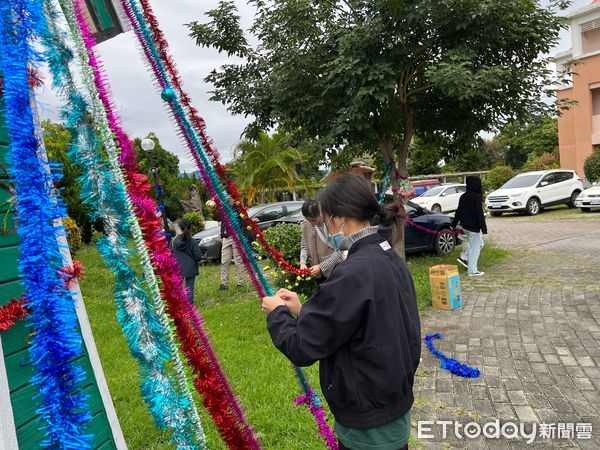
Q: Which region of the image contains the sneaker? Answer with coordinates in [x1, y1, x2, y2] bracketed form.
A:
[456, 258, 468, 269]
[236, 283, 243, 289]
[468, 271, 485, 277]
[219, 284, 228, 291]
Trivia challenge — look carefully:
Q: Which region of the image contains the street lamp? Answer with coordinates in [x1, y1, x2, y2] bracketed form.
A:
[141, 137, 171, 244]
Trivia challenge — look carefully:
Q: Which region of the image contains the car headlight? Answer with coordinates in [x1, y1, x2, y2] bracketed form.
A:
[577, 194, 586, 200]
[510, 193, 523, 198]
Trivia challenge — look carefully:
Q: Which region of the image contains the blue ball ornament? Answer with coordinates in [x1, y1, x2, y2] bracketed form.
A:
[161, 87, 175, 102]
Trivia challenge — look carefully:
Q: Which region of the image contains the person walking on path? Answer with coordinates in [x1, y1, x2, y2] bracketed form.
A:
[451, 175, 487, 277]
[172, 218, 203, 302]
[299, 199, 344, 279]
[262, 174, 421, 450]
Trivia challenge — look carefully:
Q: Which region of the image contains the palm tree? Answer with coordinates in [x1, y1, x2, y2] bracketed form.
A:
[230, 132, 310, 204]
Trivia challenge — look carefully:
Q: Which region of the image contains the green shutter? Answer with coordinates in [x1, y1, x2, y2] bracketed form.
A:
[0, 98, 118, 449]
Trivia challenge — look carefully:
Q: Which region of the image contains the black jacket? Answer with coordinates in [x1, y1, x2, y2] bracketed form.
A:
[451, 176, 488, 234]
[172, 235, 202, 277]
[267, 233, 421, 429]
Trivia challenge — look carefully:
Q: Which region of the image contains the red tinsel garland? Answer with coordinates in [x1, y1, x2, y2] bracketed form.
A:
[138, 0, 310, 278]
[0, 298, 28, 331]
[58, 260, 85, 287]
[74, 6, 259, 447]
[0, 261, 85, 333]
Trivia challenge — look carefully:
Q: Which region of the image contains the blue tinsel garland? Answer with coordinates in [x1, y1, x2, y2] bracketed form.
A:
[40, 1, 204, 447]
[0, 0, 91, 447]
[424, 333, 481, 378]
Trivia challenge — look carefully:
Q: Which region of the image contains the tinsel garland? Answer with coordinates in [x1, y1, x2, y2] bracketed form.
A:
[60, 1, 259, 447]
[0, 0, 91, 447]
[406, 219, 463, 236]
[133, 0, 309, 278]
[119, 0, 336, 447]
[424, 333, 481, 378]
[40, 2, 205, 447]
[0, 297, 28, 331]
[378, 163, 394, 205]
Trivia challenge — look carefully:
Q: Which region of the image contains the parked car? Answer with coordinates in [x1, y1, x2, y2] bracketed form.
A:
[485, 170, 583, 216]
[411, 183, 466, 214]
[575, 185, 600, 212]
[192, 201, 304, 262]
[272, 201, 461, 255]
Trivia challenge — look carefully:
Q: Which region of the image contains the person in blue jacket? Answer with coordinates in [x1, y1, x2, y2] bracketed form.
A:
[262, 174, 421, 450]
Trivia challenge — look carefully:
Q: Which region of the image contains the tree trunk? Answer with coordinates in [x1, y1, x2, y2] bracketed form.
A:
[377, 135, 406, 261]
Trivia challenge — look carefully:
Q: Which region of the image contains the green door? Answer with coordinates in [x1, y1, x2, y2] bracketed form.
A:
[0, 96, 119, 449]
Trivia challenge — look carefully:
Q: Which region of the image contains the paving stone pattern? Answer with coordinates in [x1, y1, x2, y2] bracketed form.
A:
[413, 217, 600, 449]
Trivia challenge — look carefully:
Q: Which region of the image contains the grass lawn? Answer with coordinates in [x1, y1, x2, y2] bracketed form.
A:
[77, 241, 509, 449]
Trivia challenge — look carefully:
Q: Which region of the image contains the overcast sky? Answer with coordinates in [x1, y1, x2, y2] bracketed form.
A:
[36, 0, 589, 172]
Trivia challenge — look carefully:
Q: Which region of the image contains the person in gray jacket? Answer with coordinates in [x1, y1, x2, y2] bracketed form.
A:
[172, 218, 202, 302]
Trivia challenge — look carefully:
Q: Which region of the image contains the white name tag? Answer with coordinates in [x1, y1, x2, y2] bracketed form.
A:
[380, 241, 392, 251]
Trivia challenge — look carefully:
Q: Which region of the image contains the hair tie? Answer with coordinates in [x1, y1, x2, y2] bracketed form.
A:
[372, 213, 381, 225]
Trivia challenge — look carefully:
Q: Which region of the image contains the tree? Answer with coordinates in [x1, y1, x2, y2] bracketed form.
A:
[42, 120, 95, 243]
[188, 0, 568, 192]
[229, 131, 311, 204]
[496, 114, 559, 169]
[584, 147, 600, 182]
[133, 133, 207, 220]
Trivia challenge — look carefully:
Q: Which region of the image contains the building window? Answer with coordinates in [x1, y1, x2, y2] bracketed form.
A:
[581, 19, 600, 54]
[84, 0, 123, 43]
[593, 88, 600, 145]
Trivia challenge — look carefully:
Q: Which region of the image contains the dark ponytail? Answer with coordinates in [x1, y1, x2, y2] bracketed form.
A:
[178, 218, 192, 243]
[301, 199, 319, 219]
[318, 173, 406, 245]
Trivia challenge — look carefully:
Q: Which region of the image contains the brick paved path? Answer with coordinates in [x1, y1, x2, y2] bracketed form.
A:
[413, 217, 600, 449]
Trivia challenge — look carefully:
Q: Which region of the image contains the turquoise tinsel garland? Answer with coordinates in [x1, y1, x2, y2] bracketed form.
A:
[40, 1, 205, 448]
[120, 1, 335, 447]
[0, 0, 91, 447]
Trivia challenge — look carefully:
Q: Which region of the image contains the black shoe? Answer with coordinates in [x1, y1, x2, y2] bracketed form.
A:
[456, 258, 468, 269]
[236, 284, 243, 289]
[219, 284, 227, 291]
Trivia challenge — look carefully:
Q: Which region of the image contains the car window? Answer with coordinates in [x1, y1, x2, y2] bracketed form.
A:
[555, 172, 573, 183]
[405, 203, 418, 216]
[502, 174, 541, 189]
[254, 205, 284, 222]
[284, 203, 302, 215]
[423, 186, 445, 197]
[540, 173, 556, 185]
[443, 187, 458, 195]
[457, 186, 466, 193]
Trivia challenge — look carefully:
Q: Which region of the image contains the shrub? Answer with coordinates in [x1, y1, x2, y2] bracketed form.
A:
[584, 147, 600, 182]
[261, 223, 317, 296]
[487, 166, 515, 190]
[64, 216, 82, 252]
[522, 152, 560, 171]
[262, 223, 302, 265]
[183, 211, 205, 234]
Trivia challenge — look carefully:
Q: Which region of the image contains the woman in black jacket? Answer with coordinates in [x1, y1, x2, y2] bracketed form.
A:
[262, 174, 421, 450]
[172, 218, 202, 302]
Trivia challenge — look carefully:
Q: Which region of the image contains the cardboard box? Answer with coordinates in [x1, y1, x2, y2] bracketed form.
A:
[429, 265, 463, 311]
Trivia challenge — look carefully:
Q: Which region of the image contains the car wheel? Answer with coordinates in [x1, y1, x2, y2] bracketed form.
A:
[434, 229, 455, 255]
[431, 204, 442, 213]
[526, 198, 541, 216]
[490, 212, 503, 217]
[581, 207, 591, 213]
[568, 190, 580, 208]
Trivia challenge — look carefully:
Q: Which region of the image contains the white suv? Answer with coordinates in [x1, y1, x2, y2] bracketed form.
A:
[486, 170, 583, 216]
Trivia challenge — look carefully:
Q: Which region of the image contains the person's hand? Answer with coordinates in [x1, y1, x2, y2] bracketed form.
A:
[310, 265, 321, 276]
[482, 230, 488, 235]
[300, 263, 308, 271]
[262, 295, 285, 315]
[276, 288, 302, 317]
